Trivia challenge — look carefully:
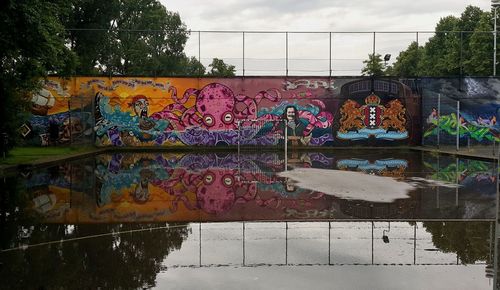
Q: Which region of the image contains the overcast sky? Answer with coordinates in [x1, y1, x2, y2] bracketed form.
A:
[161, 0, 493, 75]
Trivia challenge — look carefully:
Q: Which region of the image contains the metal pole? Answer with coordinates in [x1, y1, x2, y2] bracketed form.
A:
[285, 221, 288, 265]
[437, 154, 440, 209]
[456, 100, 460, 152]
[460, 31, 463, 77]
[437, 93, 441, 149]
[68, 99, 72, 145]
[199, 222, 202, 266]
[242, 32, 245, 77]
[459, 32, 463, 92]
[198, 31, 202, 77]
[455, 157, 459, 206]
[493, 148, 500, 288]
[329, 32, 332, 78]
[495, 7, 498, 76]
[237, 120, 241, 155]
[284, 120, 288, 171]
[285, 32, 289, 77]
[328, 222, 331, 265]
[371, 221, 374, 265]
[416, 32, 419, 77]
[242, 222, 245, 266]
[372, 32, 376, 56]
[91, 93, 96, 145]
[413, 223, 417, 265]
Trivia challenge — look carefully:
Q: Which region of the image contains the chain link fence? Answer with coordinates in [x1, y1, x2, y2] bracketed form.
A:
[65, 30, 496, 77]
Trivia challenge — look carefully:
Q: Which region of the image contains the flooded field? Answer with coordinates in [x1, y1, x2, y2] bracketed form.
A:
[0, 149, 498, 289]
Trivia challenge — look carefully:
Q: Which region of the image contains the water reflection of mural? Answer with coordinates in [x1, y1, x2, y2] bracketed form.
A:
[17, 151, 496, 223]
[421, 154, 496, 219]
[27, 77, 421, 147]
[337, 158, 408, 177]
[423, 156, 496, 190]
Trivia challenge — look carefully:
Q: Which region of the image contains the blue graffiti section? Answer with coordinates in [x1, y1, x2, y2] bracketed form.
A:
[97, 95, 171, 145]
[337, 128, 408, 140]
[94, 154, 169, 206]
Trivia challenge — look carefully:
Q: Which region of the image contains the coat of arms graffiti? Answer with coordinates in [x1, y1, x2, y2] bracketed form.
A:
[337, 93, 408, 140]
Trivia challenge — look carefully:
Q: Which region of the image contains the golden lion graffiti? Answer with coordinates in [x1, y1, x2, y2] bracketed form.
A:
[380, 166, 406, 179]
[381, 99, 406, 132]
[339, 99, 364, 133]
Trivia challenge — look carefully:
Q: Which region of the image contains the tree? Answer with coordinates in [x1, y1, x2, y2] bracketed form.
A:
[0, 0, 76, 151]
[423, 221, 490, 264]
[391, 42, 424, 77]
[390, 5, 492, 77]
[206, 58, 236, 77]
[464, 13, 493, 75]
[419, 16, 461, 76]
[66, 0, 198, 76]
[361, 53, 385, 76]
[65, 0, 120, 75]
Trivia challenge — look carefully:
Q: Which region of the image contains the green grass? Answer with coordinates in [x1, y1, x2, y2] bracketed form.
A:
[0, 146, 97, 165]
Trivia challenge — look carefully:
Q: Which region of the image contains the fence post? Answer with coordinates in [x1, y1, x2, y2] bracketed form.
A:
[285, 32, 289, 77]
[437, 93, 441, 149]
[198, 31, 202, 77]
[456, 100, 460, 152]
[329, 32, 332, 78]
[455, 157, 459, 206]
[242, 31, 245, 77]
[68, 99, 72, 146]
[237, 120, 240, 155]
[284, 120, 288, 171]
[372, 32, 376, 56]
[416, 32, 419, 77]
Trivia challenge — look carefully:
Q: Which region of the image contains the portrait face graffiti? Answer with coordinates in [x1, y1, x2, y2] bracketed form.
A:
[132, 97, 149, 118]
[286, 106, 296, 122]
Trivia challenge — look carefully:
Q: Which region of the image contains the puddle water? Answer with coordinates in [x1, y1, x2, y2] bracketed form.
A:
[0, 149, 498, 289]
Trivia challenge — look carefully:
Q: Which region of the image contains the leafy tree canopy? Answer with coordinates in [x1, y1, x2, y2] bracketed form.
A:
[361, 53, 386, 76]
[388, 5, 494, 77]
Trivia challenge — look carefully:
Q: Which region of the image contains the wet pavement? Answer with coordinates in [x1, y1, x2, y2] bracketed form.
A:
[0, 149, 498, 289]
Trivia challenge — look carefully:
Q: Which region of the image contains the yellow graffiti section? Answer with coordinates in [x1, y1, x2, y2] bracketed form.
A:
[74, 77, 199, 114]
[33, 185, 205, 223]
[42, 77, 203, 116]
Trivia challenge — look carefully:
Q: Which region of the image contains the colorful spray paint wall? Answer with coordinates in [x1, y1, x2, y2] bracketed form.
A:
[24, 78, 94, 146]
[28, 76, 421, 147]
[421, 77, 500, 147]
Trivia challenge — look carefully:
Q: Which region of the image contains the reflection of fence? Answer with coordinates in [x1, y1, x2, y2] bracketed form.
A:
[161, 221, 491, 268]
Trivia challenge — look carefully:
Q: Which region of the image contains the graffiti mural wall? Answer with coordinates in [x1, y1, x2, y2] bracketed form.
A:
[421, 77, 500, 146]
[23, 78, 94, 146]
[26, 77, 421, 147]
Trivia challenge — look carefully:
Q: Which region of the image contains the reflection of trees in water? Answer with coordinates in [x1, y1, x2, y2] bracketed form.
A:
[423, 221, 490, 264]
[0, 223, 189, 289]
